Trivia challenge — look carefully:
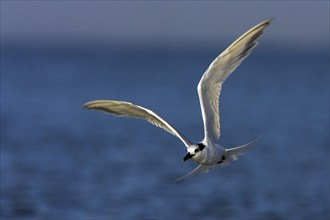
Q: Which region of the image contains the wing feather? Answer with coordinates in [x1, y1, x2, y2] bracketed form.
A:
[83, 100, 191, 147]
[175, 165, 210, 181]
[198, 18, 273, 142]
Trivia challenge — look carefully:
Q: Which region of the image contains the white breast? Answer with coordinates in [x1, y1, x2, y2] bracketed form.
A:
[193, 143, 225, 165]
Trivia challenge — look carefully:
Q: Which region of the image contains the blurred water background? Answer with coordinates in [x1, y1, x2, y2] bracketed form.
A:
[1, 2, 329, 220]
[1, 40, 329, 219]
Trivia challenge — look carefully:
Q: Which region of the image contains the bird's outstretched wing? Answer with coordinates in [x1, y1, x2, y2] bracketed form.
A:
[198, 18, 273, 142]
[83, 100, 191, 147]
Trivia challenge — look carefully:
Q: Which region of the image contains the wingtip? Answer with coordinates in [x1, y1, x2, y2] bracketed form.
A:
[82, 101, 96, 110]
[253, 135, 263, 144]
[82, 103, 88, 109]
[266, 17, 276, 22]
[269, 17, 276, 22]
[262, 17, 275, 27]
[258, 18, 274, 28]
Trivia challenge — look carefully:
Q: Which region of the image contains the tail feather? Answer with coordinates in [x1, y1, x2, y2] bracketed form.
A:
[223, 136, 261, 165]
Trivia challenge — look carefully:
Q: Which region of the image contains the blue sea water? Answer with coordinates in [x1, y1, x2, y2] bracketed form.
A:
[1, 42, 329, 219]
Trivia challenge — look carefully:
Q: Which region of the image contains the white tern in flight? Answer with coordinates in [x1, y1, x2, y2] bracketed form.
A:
[83, 18, 273, 180]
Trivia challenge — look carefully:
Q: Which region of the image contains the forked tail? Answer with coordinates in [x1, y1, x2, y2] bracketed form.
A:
[222, 136, 261, 166]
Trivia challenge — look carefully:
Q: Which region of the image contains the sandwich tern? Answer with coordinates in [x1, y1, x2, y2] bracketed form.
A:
[83, 18, 272, 180]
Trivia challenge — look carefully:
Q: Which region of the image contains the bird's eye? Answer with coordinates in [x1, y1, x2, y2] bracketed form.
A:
[194, 149, 199, 153]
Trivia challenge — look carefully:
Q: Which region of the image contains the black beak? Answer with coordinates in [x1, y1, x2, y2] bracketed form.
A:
[183, 152, 193, 162]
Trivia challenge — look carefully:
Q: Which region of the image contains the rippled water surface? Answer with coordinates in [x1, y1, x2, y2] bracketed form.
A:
[1, 43, 329, 219]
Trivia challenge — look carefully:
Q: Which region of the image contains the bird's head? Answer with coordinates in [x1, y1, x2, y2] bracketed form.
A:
[183, 143, 206, 161]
